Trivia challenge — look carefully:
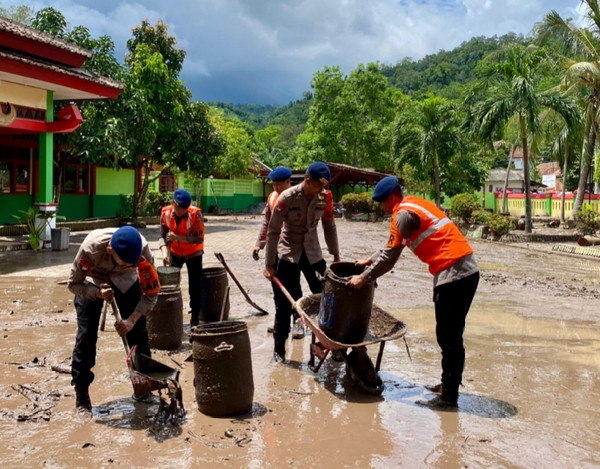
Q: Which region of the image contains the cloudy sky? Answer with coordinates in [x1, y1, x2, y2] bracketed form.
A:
[2, 0, 584, 105]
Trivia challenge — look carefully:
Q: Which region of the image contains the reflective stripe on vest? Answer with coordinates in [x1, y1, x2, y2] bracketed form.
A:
[388, 196, 473, 275]
[162, 206, 204, 257]
[399, 202, 453, 251]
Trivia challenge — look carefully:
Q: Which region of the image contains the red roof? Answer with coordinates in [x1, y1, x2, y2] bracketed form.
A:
[0, 15, 123, 101]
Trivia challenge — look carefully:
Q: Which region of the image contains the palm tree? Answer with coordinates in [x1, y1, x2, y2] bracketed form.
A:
[466, 44, 579, 232]
[540, 110, 583, 222]
[534, 1, 600, 215]
[392, 96, 463, 207]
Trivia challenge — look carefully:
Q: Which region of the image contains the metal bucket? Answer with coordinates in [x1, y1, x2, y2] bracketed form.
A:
[318, 262, 374, 344]
[157, 266, 181, 286]
[191, 321, 254, 416]
[146, 285, 183, 349]
[200, 266, 230, 322]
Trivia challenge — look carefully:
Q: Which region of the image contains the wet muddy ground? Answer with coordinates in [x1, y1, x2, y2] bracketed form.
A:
[0, 217, 599, 468]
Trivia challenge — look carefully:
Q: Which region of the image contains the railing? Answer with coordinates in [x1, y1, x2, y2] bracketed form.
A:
[495, 193, 600, 217]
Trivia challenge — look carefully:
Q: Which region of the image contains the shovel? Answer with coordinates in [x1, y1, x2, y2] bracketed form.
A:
[214, 252, 269, 316]
[108, 299, 180, 399]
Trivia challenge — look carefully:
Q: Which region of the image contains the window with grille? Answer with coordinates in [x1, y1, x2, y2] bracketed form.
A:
[0, 147, 30, 194]
[63, 164, 89, 193]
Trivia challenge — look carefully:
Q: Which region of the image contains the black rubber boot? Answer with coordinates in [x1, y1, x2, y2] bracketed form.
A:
[273, 341, 286, 364]
[190, 310, 199, 327]
[75, 386, 92, 412]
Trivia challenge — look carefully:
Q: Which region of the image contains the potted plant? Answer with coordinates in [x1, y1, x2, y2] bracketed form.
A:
[12, 207, 63, 251]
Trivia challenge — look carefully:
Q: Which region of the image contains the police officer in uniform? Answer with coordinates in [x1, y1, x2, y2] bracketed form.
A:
[68, 226, 159, 413]
[348, 176, 479, 408]
[263, 162, 340, 362]
[159, 188, 205, 327]
[253, 166, 323, 339]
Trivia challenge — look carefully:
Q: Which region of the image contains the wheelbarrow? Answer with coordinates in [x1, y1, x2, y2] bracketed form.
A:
[272, 277, 408, 395]
[109, 299, 185, 422]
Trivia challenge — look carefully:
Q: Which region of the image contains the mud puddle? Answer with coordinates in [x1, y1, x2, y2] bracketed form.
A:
[0, 220, 599, 468]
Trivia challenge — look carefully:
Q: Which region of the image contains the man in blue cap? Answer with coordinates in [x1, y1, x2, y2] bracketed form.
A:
[263, 161, 340, 363]
[253, 166, 324, 339]
[68, 226, 159, 414]
[348, 176, 479, 409]
[159, 188, 205, 326]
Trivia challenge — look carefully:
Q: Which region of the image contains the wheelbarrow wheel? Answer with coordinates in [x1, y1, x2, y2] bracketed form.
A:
[345, 347, 384, 396]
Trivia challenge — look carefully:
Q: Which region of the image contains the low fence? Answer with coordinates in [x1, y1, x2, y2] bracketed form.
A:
[487, 193, 600, 218]
[0, 216, 160, 237]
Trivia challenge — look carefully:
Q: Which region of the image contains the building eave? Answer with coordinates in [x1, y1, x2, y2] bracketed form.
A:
[0, 50, 123, 101]
[0, 16, 91, 67]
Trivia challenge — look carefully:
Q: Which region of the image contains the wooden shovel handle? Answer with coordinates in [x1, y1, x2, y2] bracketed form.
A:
[109, 298, 130, 355]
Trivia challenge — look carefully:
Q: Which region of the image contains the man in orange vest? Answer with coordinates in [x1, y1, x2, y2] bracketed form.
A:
[348, 176, 479, 409]
[159, 188, 205, 327]
[253, 166, 323, 339]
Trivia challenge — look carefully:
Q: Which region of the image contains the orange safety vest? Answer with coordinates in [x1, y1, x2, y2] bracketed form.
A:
[386, 196, 473, 275]
[161, 205, 204, 257]
[322, 190, 334, 221]
[267, 190, 279, 211]
[137, 256, 160, 295]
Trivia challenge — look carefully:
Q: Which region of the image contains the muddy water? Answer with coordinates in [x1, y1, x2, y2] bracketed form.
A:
[1, 220, 599, 468]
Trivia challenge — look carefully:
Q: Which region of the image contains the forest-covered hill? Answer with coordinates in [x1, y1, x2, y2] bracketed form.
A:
[217, 33, 531, 129]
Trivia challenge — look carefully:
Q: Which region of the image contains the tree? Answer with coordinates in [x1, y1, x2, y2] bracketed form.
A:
[296, 63, 401, 170]
[466, 44, 579, 232]
[254, 125, 287, 168]
[29, 8, 125, 205]
[534, 1, 600, 215]
[392, 96, 464, 206]
[0, 4, 34, 24]
[107, 32, 222, 222]
[126, 20, 186, 74]
[209, 108, 254, 177]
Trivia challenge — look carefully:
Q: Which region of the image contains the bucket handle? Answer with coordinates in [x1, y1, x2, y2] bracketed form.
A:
[214, 341, 234, 352]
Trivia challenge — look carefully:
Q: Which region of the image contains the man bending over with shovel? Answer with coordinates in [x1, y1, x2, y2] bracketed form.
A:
[68, 226, 159, 414]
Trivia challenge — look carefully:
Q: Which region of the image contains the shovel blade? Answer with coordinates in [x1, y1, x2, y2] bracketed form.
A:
[126, 346, 179, 397]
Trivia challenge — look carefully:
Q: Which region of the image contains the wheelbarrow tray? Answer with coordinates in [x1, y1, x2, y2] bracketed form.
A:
[126, 345, 180, 398]
[296, 294, 407, 350]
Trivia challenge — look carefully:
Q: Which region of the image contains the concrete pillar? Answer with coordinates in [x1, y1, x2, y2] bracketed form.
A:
[38, 91, 54, 204]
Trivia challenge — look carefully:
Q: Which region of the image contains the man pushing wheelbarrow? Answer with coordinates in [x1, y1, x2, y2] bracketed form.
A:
[262, 162, 340, 363]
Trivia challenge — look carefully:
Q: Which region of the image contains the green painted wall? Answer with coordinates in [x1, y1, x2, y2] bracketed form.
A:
[59, 195, 91, 220]
[483, 191, 497, 211]
[0, 194, 34, 224]
[92, 195, 123, 218]
[96, 168, 135, 195]
[200, 178, 266, 213]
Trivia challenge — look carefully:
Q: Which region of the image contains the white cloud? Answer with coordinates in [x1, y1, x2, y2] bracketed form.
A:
[1, 0, 584, 104]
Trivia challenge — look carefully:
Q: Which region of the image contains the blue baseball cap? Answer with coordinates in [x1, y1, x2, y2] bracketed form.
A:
[307, 161, 331, 183]
[111, 226, 142, 264]
[173, 188, 192, 209]
[268, 166, 292, 182]
[372, 176, 401, 202]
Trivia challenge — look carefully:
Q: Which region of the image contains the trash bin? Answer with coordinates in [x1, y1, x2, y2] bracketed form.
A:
[51, 228, 70, 251]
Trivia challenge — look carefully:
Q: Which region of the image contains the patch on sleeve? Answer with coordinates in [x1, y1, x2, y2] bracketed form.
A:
[275, 200, 287, 214]
[386, 233, 396, 247]
[78, 258, 93, 272]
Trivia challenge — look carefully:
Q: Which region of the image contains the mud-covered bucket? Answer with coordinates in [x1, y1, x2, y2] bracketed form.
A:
[191, 321, 254, 416]
[157, 266, 181, 286]
[146, 284, 183, 349]
[200, 267, 230, 322]
[318, 262, 375, 344]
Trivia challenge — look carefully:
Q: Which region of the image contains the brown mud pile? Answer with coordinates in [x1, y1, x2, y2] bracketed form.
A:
[0, 217, 599, 468]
